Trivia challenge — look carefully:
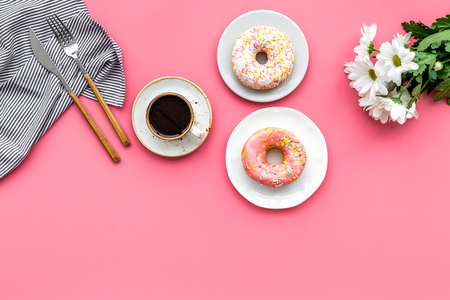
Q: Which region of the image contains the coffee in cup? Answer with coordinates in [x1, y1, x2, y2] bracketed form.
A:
[146, 92, 204, 140]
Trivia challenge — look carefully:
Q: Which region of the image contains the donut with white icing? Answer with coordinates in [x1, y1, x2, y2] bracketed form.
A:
[241, 127, 307, 187]
[232, 26, 294, 90]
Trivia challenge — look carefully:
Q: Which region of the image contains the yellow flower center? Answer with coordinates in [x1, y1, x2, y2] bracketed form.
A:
[392, 55, 402, 67]
[368, 69, 377, 81]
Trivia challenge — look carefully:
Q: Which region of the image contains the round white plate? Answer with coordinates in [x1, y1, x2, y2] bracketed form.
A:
[132, 76, 212, 157]
[217, 10, 309, 102]
[226, 107, 327, 209]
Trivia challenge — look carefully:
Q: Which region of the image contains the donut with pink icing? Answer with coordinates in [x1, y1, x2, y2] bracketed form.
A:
[241, 127, 307, 187]
[232, 26, 294, 90]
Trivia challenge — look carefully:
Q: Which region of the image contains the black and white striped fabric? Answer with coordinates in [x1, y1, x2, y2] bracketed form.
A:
[0, 0, 125, 179]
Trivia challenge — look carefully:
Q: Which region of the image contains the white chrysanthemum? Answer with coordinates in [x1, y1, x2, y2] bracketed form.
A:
[367, 98, 391, 124]
[346, 57, 390, 98]
[354, 24, 377, 59]
[393, 32, 412, 48]
[344, 61, 356, 74]
[364, 90, 418, 124]
[358, 93, 377, 108]
[376, 40, 419, 86]
[358, 94, 391, 123]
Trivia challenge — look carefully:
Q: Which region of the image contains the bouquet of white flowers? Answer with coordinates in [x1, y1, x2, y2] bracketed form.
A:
[345, 15, 450, 124]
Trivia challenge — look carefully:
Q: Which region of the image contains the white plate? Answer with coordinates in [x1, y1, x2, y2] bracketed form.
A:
[226, 107, 327, 209]
[132, 76, 212, 157]
[217, 10, 309, 102]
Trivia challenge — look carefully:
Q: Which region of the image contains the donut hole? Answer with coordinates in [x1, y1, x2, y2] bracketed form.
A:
[266, 148, 284, 166]
[255, 51, 268, 65]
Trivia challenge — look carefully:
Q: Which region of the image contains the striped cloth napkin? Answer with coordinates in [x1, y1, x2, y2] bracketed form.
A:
[0, 0, 125, 179]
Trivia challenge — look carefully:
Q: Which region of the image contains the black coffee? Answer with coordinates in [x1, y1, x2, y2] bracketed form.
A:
[148, 95, 192, 138]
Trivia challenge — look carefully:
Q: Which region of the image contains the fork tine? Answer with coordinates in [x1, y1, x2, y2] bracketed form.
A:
[54, 14, 74, 42]
[46, 17, 64, 46]
[47, 15, 71, 45]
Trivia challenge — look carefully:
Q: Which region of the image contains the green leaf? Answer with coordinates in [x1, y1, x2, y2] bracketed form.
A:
[411, 81, 422, 103]
[402, 21, 437, 39]
[411, 40, 421, 49]
[438, 64, 450, 79]
[416, 74, 423, 83]
[432, 15, 450, 31]
[434, 78, 450, 101]
[400, 16, 450, 104]
[445, 42, 450, 52]
[431, 41, 443, 49]
[412, 52, 437, 76]
[430, 70, 438, 80]
[418, 30, 450, 51]
[412, 83, 422, 97]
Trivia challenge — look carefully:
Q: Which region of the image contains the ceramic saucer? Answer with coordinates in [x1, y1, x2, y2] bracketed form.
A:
[226, 107, 327, 209]
[132, 76, 212, 157]
[217, 10, 309, 102]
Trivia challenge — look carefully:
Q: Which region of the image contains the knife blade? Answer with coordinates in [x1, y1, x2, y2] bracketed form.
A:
[29, 28, 120, 163]
[30, 28, 73, 94]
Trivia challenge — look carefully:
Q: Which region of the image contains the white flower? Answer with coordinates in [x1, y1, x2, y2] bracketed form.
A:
[393, 32, 412, 48]
[358, 95, 390, 123]
[382, 90, 418, 124]
[368, 99, 391, 124]
[358, 93, 378, 109]
[358, 93, 390, 121]
[344, 61, 356, 74]
[384, 99, 409, 124]
[376, 40, 419, 86]
[346, 57, 390, 98]
[365, 89, 418, 124]
[354, 24, 377, 59]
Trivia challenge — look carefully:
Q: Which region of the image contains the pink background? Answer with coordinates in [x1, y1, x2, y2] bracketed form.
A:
[1, 0, 450, 299]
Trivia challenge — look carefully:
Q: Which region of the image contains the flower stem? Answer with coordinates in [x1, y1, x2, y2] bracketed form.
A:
[421, 78, 431, 93]
[387, 83, 397, 94]
[399, 76, 416, 99]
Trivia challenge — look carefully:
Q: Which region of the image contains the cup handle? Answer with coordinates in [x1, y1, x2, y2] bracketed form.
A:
[188, 125, 206, 140]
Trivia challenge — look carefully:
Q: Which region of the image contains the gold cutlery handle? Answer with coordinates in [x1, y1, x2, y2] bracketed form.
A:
[69, 92, 120, 163]
[84, 74, 131, 147]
